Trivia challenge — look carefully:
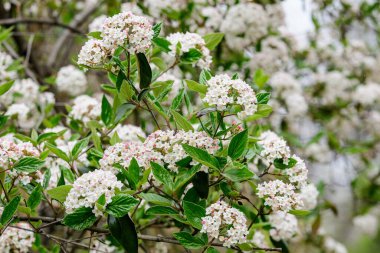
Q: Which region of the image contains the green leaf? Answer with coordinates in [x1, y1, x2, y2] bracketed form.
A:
[247, 104, 272, 121]
[181, 48, 202, 64]
[0, 196, 21, 225]
[101, 95, 113, 126]
[151, 162, 173, 191]
[71, 137, 89, 160]
[145, 206, 179, 215]
[62, 207, 97, 230]
[185, 79, 207, 95]
[203, 33, 224, 50]
[170, 88, 184, 110]
[0, 80, 14, 96]
[199, 69, 212, 85]
[152, 37, 171, 52]
[170, 109, 194, 132]
[183, 201, 206, 230]
[136, 53, 152, 89]
[106, 194, 139, 217]
[45, 142, 70, 162]
[139, 193, 173, 207]
[273, 157, 297, 170]
[110, 131, 121, 145]
[108, 214, 138, 253]
[173, 232, 207, 249]
[174, 164, 201, 191]
[114, 103, 135, 124]
[207, 247, 220, 253]
[37, 132, 59, 144]
[47, 185, 73, 203]
[228, 130, 248, 160]
[152, 22, 162, 38]
[182, 144, 219, 170]
[289, 209, 311, 217]
[256, 92, 270, 104]
[192, 171, 209, 199]
[223, 165, 254, 182]
[13, 157, 44, 173]
[27, 185, 42, 210]
[254, 69, 269, 89]
[87, 31, 102, 39]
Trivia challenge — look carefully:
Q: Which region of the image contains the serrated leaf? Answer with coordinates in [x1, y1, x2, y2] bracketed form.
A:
[0, 196, 21, 224]
[13, 157, 44, 173]
[106, 194, 139, 217]
[62, 207, 97, 230]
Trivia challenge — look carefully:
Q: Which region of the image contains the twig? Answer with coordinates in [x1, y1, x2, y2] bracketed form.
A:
[0, 18, 84, 34]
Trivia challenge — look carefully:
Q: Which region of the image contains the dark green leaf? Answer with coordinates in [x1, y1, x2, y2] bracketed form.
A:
[145, 206, 179, 215]
[62, 207, 97, 230]
[228, 130, 248, 160]
[273, 157, 297, 170]
[192, 171, 209, 199]
[151, 162, 173, 191]
[182, 144, 219, 170]
[0, 196, 21, 224]
[13, 157, 44, 173]
[152, 22, 162, 38]
[136, 53, 152, 89]
[256, 92, 270, 104]
[71, 137, 89, 160]
[183, 201, 206, 230]
[181, 48, 202, 64]
[173, 232, 206, 249]
[106, 194, 139, 217]
[152, 37, 171, 52]
[139, 193, 173, 206]
[108, 214, 138, 253]
[101, 95, 113, 126]
[27, 185, 42, 210]
[223, 166, 254, 182]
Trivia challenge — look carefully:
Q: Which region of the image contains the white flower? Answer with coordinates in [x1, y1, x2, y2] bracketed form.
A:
[202, 74, 257, 119]
[221, 3, 268, 49]
[78, 39, 108, 67]
[64, 170, 123, 216]
[102, 12, 153, 54]
[324, 237, 348, 253]
[6, 103, 39, 129]
[144, 0, 187, 18]
[201, 201, 248, 247]
[257, 180, 303, 212]
[0, 50, 17, 82]
[88, 15, 107, 33]
[353, 214, 379, 237]
[258, 131, 291, 164]
[252, 231, 268, 248]
[0, 78, 39, 106]
[284, 155, 308, 188]
[56, 65, 87, 96]
[144, 130, 219, 173]
[268, 211, 298, 241]
[69, 95, 101, 124]
[99, 142, 158, 174]
[109, 124, 146, 143]
[0, 138, 40, 169]
[0, 223, 34, 253]
[166, 32, 212, 69]
[270, 72, 302, 94]
[299, 184, 319, 210]
[284, 93, 308, 117]
[353, 82, 380, 105]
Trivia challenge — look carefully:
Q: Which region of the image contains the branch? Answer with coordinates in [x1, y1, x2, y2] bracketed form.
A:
[0, 18, 84, 34]
[14, 215, 282, 252]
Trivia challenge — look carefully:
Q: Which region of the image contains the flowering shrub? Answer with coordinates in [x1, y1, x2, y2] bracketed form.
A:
[0, 0, 379, 253]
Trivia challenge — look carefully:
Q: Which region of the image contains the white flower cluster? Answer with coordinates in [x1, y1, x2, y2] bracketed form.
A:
[167, 32, 212, 68]
[110, 124, 146, 143]
[299, 183, 319, 210]
[220, 3, 268, 49]
[257, 180, 303, 212]
[0, 138, 42, 185]
[353, 82, 380, 105]
[202, 74, 258, 119]
[79, 11, 153, 67]
[0, 78, 55, 129]
[144, 130, 219, 173]
[56, 65, 87, 96]
[268, 211, 298, 241]
[248, 36, 290, 74]
[69, 95, 101, 124]
[144, 0, 187, 18]
[252, 231, 268, 248]
[0, 50, 17, 82]
[99, 142, 158, 174]
[353, 213, 379, 237]
[284, 155, 308, 188]
[64, 170, 123, 216]
[201, 201, 248, 247]
[258, 131, 291, 164]
[0, 222, 35, 253]
[88, 15, 107, 33]
[324, 237, 348, 253]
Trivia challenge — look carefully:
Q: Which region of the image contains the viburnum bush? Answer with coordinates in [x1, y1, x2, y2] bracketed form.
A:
[1, 0, 380, 253]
